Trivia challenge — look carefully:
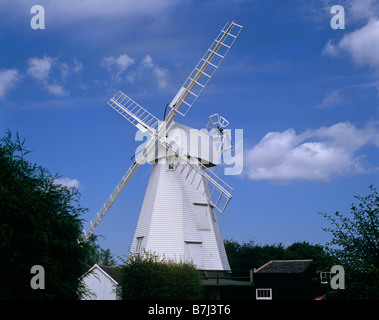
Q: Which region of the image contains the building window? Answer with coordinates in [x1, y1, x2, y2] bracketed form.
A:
[256, 288, 272, 300]
[167, 155, 179, 170]
[194, 203, 211, 231]
[320, 271, 331, 284]
[135, 236, 144, 253]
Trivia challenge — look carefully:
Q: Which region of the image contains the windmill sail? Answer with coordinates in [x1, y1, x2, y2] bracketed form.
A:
[82, 133, 161, 241]
[108, 91, 160, 135]
[167, 21, 243, 119]
[81, 160, 141, 241]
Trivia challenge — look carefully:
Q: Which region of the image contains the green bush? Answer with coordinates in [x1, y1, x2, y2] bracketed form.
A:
[118, 251, 204, 300]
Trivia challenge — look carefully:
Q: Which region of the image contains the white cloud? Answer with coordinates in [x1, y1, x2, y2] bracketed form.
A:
[317, 89, 343, 109]
[245, 121, 379, 184]
[126, 54, 168, 88]
[47, 0, 176, 24]
[60, 58, 83, 80]
[45, 84, 68, 96]
[347, 0, 379, 22]
[323, 18, 379, 70]
[142, 55, 168, 89]
[27, 56, 54, 80]
[104, 53, 169, 88]
[0, 68, 21, 98]
[152, 64, 169, 89]
[101, 54, 135, 82]
[322, 40, 339, 57]
[141, 55, 154, 68]
[1, 0, 176, 24]
[54, 177, 80, 189]
[26, 56, 82, 96]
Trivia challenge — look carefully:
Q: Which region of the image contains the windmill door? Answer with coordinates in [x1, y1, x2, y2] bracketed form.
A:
[186, 242, 204, 268]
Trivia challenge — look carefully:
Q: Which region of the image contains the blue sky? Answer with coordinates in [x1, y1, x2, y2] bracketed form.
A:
[1, 0, 379, 259]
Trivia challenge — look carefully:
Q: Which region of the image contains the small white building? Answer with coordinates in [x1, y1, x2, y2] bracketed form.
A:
[82, 264, 121, 300]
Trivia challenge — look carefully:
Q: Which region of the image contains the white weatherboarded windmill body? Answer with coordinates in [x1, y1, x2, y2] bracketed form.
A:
[82, 21, 243, 272]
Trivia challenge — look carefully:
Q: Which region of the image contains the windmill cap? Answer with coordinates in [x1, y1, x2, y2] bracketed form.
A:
[145, 122, 219, 167]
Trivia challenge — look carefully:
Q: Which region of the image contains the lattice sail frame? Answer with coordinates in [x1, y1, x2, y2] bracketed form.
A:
[167, 21, 243, 117]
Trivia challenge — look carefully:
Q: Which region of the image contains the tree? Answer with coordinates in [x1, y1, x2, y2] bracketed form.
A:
[84, 234, 118, 266]
[319, 185, 379, 299]
[224, 239, 335, 297]
[118, 251, 204, 300]
[224, 239, 334, 271]
[224, 239, 286, 271]
[285, 241, 336, 271]
[0, 131, 89, 299]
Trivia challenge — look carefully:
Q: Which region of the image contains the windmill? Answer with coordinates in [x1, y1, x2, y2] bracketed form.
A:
[82, 21, 243, 271]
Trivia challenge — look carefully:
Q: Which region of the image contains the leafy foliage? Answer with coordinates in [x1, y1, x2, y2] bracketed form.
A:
[0, 131, 89, 299]
[224, 240, 285, 270]
[118, 251, 204, 300]
[224, 240, 334, 272]
[224, 240, 336, 298]
[319, 185, 379, 299]
[83, 234, 118, 266]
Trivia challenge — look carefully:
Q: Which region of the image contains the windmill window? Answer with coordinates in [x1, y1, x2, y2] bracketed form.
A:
[167, 155, 179, 170]
[168, 163, 175, 170]
[194, 203, 211, 231]
[135, 237, 144, 253]
[256, 288, 272, 300]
